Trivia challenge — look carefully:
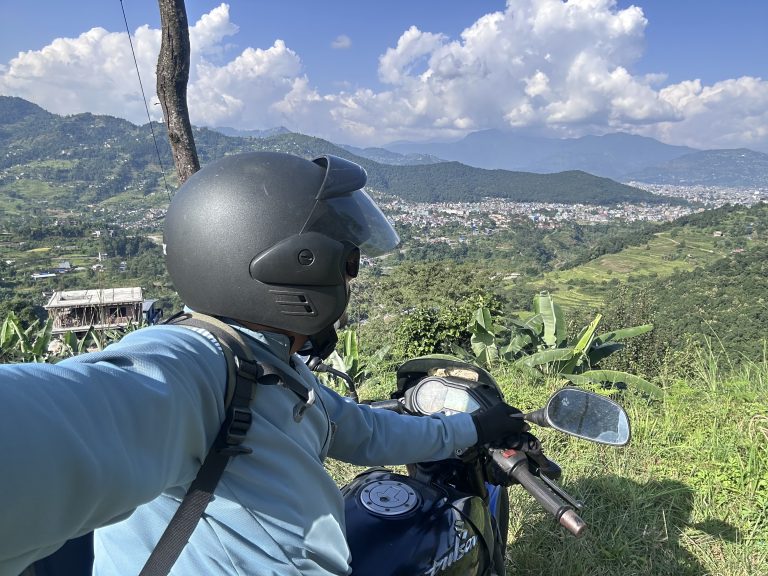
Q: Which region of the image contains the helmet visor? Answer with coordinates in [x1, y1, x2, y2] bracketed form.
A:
[301, 189, 400, 256]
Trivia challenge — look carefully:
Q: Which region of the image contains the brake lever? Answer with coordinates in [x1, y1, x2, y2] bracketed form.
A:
[496, 434, 582, 511]
[537, 471, 583, 512]
[490, 448, 587, 537]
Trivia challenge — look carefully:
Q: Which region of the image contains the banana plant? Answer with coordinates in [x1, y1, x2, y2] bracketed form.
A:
[323, 327, 390, 398]
[59, 327, 104, 357]
[1, 313, 113, 364]
[468, 292, 662, 398]
[0, 313, 54, 363]
[469, 307, 500, 368]
[0, 312, 25, 362]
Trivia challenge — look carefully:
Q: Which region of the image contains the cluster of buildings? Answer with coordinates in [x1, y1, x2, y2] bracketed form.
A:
[630, 183, 766, 207]
[375, 184, 766, 238]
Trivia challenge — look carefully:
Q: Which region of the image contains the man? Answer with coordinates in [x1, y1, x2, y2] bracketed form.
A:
[0, 152, 525, 575]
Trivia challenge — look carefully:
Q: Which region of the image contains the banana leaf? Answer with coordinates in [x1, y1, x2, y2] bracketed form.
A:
[564, 370, 663, 399]
[1, 313, 23, 350]
[30, 317, 54, 361]
[515, 347, 574, 368]
[475, 343, 499, 369]
[533, 292, 565, 348]
[83, 328, 104, 353]
[595, 324, 654, 345]
[568, 324, 588, 347]
[341, 329, 360, 380]
[471, 328, 499, 367]
[449, 344, 474, 362]
[61, 331, 80, 356]
[584, 342, 625, 367]
[502, 332, 533, 358]
[523, 313, 544, 336]
[472, 307, 497, 336]
[507, 315, 542, 339]
[560, 314, 602, 374]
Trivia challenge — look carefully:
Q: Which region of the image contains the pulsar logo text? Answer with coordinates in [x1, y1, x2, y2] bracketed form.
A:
[423, 533, 479, 576]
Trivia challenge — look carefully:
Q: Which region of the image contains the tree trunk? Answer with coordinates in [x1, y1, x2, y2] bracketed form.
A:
[156, 0, 199, 185]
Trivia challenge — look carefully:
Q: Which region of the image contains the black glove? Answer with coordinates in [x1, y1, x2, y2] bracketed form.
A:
[472, 402, 530, 447]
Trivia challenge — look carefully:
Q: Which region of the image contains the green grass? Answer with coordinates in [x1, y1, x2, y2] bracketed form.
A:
[500, 357, 766, 575]
[326, 351, 767, 576]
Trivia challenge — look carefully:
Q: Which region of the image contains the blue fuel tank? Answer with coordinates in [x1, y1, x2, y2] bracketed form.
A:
[342, 469, 496, 576]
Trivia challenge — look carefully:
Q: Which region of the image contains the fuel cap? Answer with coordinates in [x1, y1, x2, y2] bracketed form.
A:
[359, 479, 420, 517]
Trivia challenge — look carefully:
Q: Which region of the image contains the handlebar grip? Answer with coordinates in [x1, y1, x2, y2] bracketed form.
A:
[367, 399, 404, 413]
[491, 449, 587, 537]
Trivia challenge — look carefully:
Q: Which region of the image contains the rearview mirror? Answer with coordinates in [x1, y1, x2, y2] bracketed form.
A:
[545, 388, 630, 446]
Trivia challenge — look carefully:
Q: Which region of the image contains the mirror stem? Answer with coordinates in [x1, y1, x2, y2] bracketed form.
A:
[525, 407, 549, 428]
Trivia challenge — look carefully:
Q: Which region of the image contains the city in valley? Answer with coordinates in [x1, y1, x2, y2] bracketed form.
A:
[378, 184, 767, 236]
[98, 183, 767, 241]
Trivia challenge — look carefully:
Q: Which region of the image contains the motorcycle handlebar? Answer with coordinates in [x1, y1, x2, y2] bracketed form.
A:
[366, 399, 404, 413]
[490, 448, 587, 538]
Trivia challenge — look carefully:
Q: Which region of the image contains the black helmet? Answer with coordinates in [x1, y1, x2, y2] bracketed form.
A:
[163, 152, 399, 339]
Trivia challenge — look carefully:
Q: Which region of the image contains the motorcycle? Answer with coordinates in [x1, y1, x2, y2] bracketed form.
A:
[314, 355, 631, 576]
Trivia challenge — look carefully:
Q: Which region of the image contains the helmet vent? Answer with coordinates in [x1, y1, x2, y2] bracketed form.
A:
[271, 290, 317, 316]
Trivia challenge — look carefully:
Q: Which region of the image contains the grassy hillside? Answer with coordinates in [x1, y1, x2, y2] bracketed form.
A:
[326, 351, 766, 576]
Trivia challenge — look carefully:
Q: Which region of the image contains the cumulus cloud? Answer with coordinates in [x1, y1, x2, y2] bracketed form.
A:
[651, 76, 768, 150]
[0, 0, 766, 151]
[0, 25, 161, 122]
[331, 35, 352, 50]
[343, 0, 678, 139]
[326, 0, 768, 149]
[0, 3, 309, 130]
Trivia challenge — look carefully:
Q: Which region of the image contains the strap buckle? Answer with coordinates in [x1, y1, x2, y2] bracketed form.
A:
[218, 406, 253, 456]
[293, 388, 317, 422]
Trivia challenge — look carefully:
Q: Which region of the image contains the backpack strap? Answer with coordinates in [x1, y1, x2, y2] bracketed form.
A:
[138, 312, 318, 575]
[138, 312, 261, 576]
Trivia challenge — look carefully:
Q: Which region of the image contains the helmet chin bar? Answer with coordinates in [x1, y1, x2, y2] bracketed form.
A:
[306, 325, 339, 360]
[304, 301, 349, 360]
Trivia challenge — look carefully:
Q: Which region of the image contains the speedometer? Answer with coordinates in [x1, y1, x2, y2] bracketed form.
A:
[411, 377, 482, 415]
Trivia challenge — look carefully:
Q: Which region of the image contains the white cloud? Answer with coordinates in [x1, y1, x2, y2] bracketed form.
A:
[331, 35, 352, 50]
[0, 26, 161, 121]
[0, 0, 766, 151]
[189, 3, 239, 55]
[651, 76, 768, 150]
[0, 4, 306, 131]
[189, 40, 306, 128]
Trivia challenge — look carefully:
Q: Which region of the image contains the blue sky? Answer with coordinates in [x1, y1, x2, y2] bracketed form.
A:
[1, 1, 766, 151]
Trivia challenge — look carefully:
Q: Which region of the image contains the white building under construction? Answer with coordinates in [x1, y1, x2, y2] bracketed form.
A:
[44, 287, 150, 335]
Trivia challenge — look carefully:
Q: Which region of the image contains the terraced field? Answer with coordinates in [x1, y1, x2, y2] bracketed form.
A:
[508, 229, 733, 312]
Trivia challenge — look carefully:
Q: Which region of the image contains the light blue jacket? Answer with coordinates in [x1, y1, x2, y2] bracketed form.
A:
[0, 323, 477, 575]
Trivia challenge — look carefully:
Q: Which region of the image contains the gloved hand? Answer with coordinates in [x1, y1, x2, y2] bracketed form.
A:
[472, 402, 529, 447]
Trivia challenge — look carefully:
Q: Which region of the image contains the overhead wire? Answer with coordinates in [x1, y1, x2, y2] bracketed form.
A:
[119, 0, 173, 202]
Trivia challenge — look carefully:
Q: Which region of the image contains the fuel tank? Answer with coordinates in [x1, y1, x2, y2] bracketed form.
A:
[342, 469, 495, 576]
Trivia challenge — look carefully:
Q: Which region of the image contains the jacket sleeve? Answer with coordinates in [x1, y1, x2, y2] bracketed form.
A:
[319, 385, 478, 466]
[0, 325, 227, 574]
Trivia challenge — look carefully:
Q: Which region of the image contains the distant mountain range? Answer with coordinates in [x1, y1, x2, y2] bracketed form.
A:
[384, 130, 695, 177]
[0, 96, 671, 209]
[338, 144, 442, 166]
[623, 148, 768, 187]
[383, 129, 768, 187]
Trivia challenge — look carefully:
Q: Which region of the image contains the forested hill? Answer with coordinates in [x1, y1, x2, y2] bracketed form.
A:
[0, 96, 669, 209]
[364, 161, 655, 204]
[610, 242, 768, 366]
